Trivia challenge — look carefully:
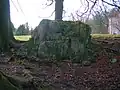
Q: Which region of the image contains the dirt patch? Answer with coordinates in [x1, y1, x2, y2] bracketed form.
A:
[1, 57, 120, 90]
[1, 38, 120, 90]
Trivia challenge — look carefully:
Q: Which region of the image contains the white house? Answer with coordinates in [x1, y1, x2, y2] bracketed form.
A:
[108, 9, 120, 34]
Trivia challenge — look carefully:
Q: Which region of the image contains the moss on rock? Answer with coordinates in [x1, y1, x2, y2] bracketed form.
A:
[31, 19, 91, 62]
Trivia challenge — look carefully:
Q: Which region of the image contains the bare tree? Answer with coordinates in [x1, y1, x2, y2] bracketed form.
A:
[55, 0, 64, 20]
[0, 0, 10, 51]
[0, 0, 24, 51]
[40, 0, 64, 20]
[77, 0, 120, 18]
[67, 0, 120, 34]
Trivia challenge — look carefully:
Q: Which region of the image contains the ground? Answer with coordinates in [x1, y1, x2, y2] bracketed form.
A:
[1, 34, 120, 90]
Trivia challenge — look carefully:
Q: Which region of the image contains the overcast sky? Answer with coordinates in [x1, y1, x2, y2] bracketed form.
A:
[10, 0, 92, 29]
[10, 0, 112, 29]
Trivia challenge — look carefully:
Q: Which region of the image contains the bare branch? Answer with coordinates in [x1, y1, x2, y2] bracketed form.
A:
[71, 13, 76, 21]
[42, 0, 54, 9]
[45, 0, 54, 6]
[88, 0, 98, 14]
[62, 10, 67, 18]
[86, 0, 98, 20]
[102, 0, 120, 9]
[75, 0, 90, 18]
[10, 0, 19, 12]
[38, 10, 55, 18]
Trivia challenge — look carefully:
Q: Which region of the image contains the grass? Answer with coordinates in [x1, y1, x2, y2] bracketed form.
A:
[91, 34, 120, 39]
[14, 34, 120, 41]
[14, 35, 31, 41]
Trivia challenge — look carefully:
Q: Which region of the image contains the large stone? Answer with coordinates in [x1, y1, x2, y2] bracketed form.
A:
[31, 19, 91, 62]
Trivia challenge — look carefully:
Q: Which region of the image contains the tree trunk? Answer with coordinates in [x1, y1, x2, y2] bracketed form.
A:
[0, 0, 10, 51]
[0, 0, 17, 51]
[55, 0, 64, 20]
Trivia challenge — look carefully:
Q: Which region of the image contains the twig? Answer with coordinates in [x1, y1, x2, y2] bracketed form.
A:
[102, 0, 120, 9]
[38, 10, 55, 18]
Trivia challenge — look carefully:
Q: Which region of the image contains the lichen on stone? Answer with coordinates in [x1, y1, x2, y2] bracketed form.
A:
[31, 19, 91, 62]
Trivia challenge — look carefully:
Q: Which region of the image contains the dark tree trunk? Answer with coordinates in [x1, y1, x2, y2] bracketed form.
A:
[0, 0, 16, 51]
[0, 0, 10, 51]
[55, 0, 64, 20]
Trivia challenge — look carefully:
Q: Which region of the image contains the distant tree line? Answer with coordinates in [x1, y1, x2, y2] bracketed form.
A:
[12, 22, 33, 36]
[86, 10, 110, 34]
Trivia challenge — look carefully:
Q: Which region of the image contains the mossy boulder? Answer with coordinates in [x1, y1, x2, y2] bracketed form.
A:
[31, 19, 91, 62]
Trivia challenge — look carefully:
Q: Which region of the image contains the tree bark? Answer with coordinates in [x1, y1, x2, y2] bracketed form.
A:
[55, 0, 64, 20]
[0, 0, 10, 51]
[0, 0, 17, 51]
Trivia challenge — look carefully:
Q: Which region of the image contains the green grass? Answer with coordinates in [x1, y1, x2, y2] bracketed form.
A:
[14, 35, 31, 41]
[14, 34, 120, 41]
[91, 34, 120, 39]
